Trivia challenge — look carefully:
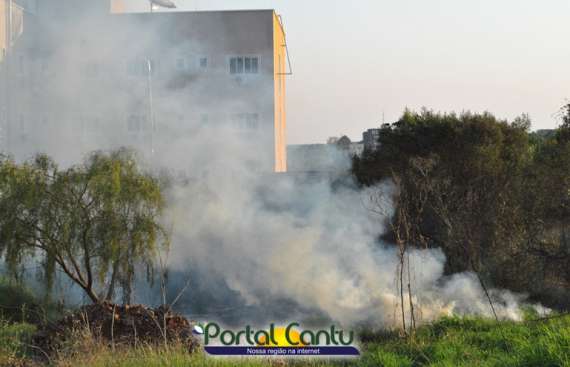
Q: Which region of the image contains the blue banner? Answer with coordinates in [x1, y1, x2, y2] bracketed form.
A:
[204, 346, 360, 356]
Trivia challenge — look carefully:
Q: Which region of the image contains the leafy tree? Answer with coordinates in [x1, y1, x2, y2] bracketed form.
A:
[354, 107, 570, 307]
[524, 104, 570, 224]
[556, 103, 570, 143]
[354, 110, 531, 275]
[0, 149, 169, 304]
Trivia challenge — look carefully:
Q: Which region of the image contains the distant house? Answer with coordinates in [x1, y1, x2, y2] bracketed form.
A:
[363, 128, 381, 152]
[287, 143, 351, 173]
[287, 135, 364, 173]
[287, 128, 381, 173]
[334, 135, 364, 157]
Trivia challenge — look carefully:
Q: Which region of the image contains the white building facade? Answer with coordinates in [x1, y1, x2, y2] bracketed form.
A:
[1, 1, 288, 172]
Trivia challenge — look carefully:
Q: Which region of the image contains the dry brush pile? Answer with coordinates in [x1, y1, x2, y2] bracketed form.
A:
[32, 302, 199, 357]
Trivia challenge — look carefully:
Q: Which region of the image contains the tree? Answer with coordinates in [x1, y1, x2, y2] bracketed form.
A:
[0, 149, 169, 304]
[354, 107, 570, 309]
[354, 110, 531, 278]
[368, 156, 435, 333]
[556, 103, 570, 143]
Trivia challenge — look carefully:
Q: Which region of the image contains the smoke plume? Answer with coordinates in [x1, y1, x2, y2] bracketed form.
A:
[0, 4, 545, 327]
[162, 158, 539, 327]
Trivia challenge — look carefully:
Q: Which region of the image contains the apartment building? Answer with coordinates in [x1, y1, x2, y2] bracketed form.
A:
[1, 0, 288, 172]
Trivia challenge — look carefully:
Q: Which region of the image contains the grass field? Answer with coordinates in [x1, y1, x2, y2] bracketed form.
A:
[1, 314, 569, 367]
[1, 278, 569, 366]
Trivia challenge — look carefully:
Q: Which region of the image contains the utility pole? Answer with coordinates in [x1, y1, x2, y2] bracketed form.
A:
[147, 59, 155, 163]
[3, 0, 13, 153]
[145, 0, 177, 163]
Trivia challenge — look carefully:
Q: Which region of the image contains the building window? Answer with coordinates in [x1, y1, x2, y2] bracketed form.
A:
[176, 57, 208, 72]
[176, 58, 186, 71]
[199, 57, 208, 69]
[245, 57, 258, 74]
[232, 113, 259, 130]
[229, 57, 259, 75]
[176, 57, 194, 72]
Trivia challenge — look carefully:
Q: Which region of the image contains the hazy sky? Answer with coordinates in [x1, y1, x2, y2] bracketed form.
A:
[125, 0, 570, 144]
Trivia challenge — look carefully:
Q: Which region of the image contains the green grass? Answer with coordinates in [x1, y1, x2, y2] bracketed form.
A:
[0, 277, 62, 324]
[361, 316, 570, 367]
[1, 314, 569, 366]
[0, 318, 36, 366]
[54, 347, 339, 367]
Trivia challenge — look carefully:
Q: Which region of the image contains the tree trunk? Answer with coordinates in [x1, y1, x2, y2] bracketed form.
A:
[105, 261, 120, 302]
[55, 257, 100, 304]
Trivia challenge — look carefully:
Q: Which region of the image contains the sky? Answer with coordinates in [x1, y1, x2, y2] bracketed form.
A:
[125, 0, 570, 144]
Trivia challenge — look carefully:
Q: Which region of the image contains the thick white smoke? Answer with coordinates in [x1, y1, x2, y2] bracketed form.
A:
[1, 4, 545, 327]
[163, 153, 539, 326]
